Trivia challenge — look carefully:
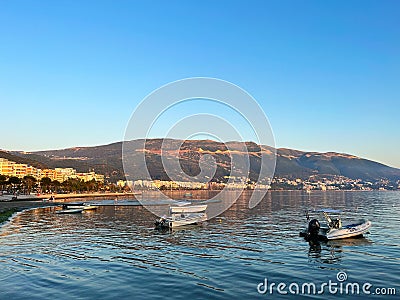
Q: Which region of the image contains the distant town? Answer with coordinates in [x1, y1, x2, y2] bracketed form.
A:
[0, 157, 104, 183]
[119, 175, 400, 191]
[1, 157, 399, 194]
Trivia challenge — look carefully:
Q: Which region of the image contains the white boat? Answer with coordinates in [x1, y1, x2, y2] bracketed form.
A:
[56, 208, 83, 214]
[62, 203, 98, 210]
[300, 209, 372, 241]
[62, 203, 85, 209]
[83, 205, 98, 211]
[170, 204, 207, 213]
[155, 204, 207, 229]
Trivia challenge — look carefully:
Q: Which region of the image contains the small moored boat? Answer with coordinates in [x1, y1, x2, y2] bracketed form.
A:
[155, 203, 207, 229]
[56, 208, 83, 214]
[300, 209, 372, 241]
[62, 203, 85, 209]
[62, 203, 98, 210]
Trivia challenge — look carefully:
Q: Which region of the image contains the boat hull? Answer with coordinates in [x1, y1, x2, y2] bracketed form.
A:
[63, 203, 98, 210]
[155, 214, 207, 229]
[326, 220, 372, 240]
[155, 204, 208, 229]
[62, 203, 84, 209]
[56, 208, 83, 214]
[83, 205, 98, 210]
[170, 214, 207, 227]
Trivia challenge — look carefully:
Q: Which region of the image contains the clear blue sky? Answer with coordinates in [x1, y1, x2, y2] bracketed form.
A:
[0, 0, 399, 168]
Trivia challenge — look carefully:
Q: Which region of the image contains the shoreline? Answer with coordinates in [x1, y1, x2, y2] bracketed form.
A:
[0, 192, 142, 225]
[39, 192, 141, 200]
[0, 207, 19, 224]
[0, 192, 142, 202]
[0, 201, 59, 225]
[0, 192, 141, 224]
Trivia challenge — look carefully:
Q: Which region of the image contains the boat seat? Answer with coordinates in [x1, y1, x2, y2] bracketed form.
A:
[330, 219, 341, 229]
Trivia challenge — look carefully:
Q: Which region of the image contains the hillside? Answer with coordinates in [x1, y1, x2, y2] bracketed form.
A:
[7, 139, 400, 182]
[0, 150, 48, 170]
[275, 150, 400, 181]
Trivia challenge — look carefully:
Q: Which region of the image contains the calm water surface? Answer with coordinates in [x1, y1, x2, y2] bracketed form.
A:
[0, 191, 399, 299]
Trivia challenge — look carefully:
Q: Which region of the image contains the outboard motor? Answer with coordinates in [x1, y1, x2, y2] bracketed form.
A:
[308, 219, 320, 235]
[305, 219, 320, 241]
[155, 216, 168, 229]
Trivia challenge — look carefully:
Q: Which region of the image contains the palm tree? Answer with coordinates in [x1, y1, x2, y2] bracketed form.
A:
[8, 176, 21, 194]
[52, 180, 61, 193]
[23, 175, 37, 194]
[0, 175, 7, 192]
[40, 177, 52, 193]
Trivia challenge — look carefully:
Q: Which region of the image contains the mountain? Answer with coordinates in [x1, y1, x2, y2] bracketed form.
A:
[275, 149, 400, 181]
[7, 139, 400, 182]
[0, 150, 48, 170]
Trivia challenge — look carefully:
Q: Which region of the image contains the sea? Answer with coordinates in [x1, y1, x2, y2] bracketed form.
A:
[0, 191, 399, 299]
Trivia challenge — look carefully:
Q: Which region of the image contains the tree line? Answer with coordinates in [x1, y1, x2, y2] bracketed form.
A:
[0, 175, 116, 194]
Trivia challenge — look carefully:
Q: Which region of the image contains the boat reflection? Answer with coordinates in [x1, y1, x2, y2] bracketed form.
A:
[307, 236, 373, 266]
[153, 222, 207, 237]
[308, 240, 343, 265]
[327, 236, 373, 247]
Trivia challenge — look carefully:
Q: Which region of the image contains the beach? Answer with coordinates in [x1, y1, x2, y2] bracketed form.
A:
[0, 192, 141, 224]
[0, 200, 58, 224]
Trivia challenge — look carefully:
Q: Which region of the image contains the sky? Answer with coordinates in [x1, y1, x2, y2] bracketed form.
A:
[0, 0, 399, 168]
